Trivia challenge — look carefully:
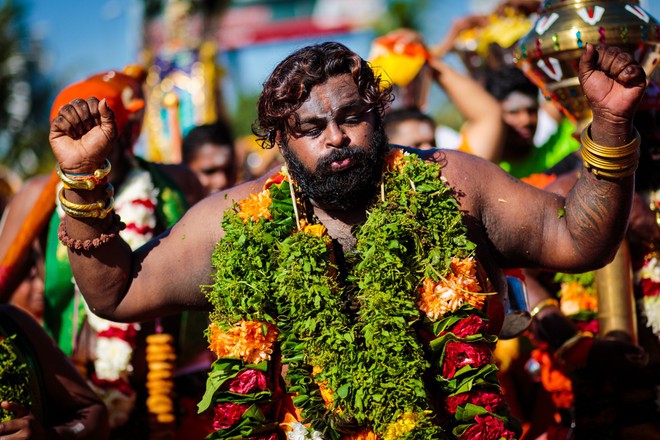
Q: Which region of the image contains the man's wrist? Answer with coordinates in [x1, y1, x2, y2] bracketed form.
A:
[588, 118, 635, 146]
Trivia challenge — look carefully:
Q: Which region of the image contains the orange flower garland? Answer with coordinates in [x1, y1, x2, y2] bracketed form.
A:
[201, 151, 518, 439]
[208, 321, 279, 365]
[418, 257, 486, 319]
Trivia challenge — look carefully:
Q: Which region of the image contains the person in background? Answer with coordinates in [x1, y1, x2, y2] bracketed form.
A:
[0, 67, 205, 439]
[485, 66, 580, 178]
[47, 39, 645, 439]
[384, 106, 437, 150]
[0, 303, 109, 439]
[517, 103, 660, 439]
[179, 120, 239, 436]
[377, 28, 505, 161]
[182, 120, 237, 195]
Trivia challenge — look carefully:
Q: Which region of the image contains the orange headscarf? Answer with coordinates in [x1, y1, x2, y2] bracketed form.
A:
[49, 66, 146, 138]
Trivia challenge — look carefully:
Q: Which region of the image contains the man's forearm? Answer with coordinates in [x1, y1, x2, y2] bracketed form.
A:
[562, 121, 636, 267]
[63, 211, 134, 319]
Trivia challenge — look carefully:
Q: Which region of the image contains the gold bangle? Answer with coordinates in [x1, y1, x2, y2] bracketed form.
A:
[58, 185, 114, 212]
[56, 159, 112, 190]
[530, 297, 559, 318]
[580, 124, 640, 179]
[59, 184, 115, 219]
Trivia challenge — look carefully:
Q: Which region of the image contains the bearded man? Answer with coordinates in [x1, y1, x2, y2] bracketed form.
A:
[47, 41, 645, 439]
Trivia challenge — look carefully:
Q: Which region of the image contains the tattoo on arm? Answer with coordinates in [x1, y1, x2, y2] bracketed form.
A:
[565, 176, 621, 258]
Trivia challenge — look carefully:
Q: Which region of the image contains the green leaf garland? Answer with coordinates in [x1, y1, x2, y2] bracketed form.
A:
[202, 151, 518, 439]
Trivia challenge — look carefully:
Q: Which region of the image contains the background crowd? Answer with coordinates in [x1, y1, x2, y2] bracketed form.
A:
[0, 0, 659, 439]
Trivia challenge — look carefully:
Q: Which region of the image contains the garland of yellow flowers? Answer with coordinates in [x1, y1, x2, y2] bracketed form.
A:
[199, 150, 519, 439]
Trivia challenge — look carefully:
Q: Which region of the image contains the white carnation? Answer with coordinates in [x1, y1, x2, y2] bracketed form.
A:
[84, 301, 139, 333]
[286, 422, 325, 440]
[89, 385, 135, 429]
[642, 295, 660, 335]
[94, 337, 134, 380]
[640, 257, 660, 282]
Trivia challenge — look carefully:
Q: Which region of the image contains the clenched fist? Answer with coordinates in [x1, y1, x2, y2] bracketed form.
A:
[49, 97, 117, 175]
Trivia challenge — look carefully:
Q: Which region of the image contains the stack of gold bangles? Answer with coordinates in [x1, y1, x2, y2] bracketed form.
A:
[56, 160, 114, 219]
[581, 124, 640, 179]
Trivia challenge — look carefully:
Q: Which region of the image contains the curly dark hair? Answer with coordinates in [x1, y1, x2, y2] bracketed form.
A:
[485, 66, 538, 102]
[254, 41, 393, 149]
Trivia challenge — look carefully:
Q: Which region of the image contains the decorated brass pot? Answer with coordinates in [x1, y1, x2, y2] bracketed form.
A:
[514, 0, 660, 126]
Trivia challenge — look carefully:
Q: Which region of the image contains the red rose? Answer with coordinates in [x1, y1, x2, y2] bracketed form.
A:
[640, 278, 660, 298]
[576, 319, 599, 334]
[228, 369, 268, 394]
[446, 393, 470, 413]
[470, 390, 505, 413]
[97, 325, 138, 342]
[90, 375, 134, 396]
[459, 414, 515, 440]
[213, 403, 249, 430]
[442, 342, 491, 378]
[446, 389, 505, 414]
[451, 315, 486, 338]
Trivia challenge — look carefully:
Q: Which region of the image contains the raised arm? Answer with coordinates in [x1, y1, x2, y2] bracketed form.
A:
[444, 44, 644, 272]
[382, 28, 505, 161]
[47, 97, 254, 323]
[427, 57, 505, 161]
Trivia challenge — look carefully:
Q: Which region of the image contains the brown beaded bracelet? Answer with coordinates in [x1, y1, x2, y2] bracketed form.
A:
[57, 213, 126, 251]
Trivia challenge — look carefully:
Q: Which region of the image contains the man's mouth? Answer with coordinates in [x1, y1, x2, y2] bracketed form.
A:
[330, 157, 353, 171]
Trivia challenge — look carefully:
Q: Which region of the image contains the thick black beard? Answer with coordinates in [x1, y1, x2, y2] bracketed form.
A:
[281, 122, 389, 211]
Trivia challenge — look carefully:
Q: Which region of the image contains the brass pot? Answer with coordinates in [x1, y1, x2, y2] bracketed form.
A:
[514, 0, 660, 126]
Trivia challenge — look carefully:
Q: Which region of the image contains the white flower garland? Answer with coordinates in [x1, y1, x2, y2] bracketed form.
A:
[635, 187, 660, 337]
[58, 165, 159, 428]
[285, 422, 324, 440]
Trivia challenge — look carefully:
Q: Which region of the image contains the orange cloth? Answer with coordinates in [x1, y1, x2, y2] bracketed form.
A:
[50, 68, 145, 136]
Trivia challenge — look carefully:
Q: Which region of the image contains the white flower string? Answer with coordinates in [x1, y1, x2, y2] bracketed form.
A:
[58, 166, 158, 428]
[635, 187, 660, 339]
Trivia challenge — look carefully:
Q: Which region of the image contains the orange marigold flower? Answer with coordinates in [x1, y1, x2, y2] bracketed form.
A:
[418, 257, 484, 319]
[208, 320, 279, 364]
[317, 381, 335, 407]
[385, 148, 406, 173]
[303, 224, 327, 237]
[531, 348, 574, 409]
[344, 430, 378, 440]
[237, 190, 272, 223]
[559, 280, 597, 316]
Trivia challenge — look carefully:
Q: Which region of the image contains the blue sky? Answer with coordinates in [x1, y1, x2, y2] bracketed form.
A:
[25, 0, 143, 86]
[25, 1, 480, 89]
[23, 0, 660, 110]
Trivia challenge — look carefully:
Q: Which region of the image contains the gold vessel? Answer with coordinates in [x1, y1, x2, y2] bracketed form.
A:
[515, 1, 660, 342]
[514, 0, 660, 126]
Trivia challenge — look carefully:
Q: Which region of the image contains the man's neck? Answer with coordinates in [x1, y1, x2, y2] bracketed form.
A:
[312, 205, 368, 252]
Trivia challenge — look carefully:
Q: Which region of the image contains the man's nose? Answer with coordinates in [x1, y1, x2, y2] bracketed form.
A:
[326, 121, 348, 148]
[520, 110, 537, 127]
